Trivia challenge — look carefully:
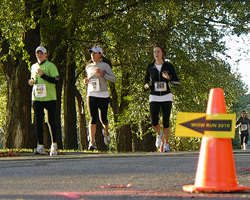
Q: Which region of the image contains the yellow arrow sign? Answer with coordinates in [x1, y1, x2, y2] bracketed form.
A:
[175, 112, 236, 138]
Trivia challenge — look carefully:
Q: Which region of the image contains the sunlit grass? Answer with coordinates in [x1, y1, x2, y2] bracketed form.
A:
[0, 148, 116, 157]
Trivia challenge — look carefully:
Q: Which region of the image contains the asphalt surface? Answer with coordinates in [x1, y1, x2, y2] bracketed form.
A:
[0, 150, 250, 200]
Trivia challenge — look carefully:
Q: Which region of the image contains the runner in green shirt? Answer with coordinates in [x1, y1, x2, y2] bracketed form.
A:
[29, 46, 59, 156]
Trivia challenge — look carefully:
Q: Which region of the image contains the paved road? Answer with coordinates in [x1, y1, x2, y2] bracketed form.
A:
[0, 150, 249, 199]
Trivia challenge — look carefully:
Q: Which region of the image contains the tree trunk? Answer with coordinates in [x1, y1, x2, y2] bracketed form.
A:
[141, 121, 156, 152]
[142, 131, 156, 152]
[116, 124, 132, 152]
[51, 48, 67, 150]
[132, 121, 156, 152]
[1, 0, 43, 149]
[55, 78, 63, 149]
[3, 60, 35, 148]
[1, 21, 40, 148]
[131, 124, 142, 151]
[109, 81, 120, 151]
[75, 87, 88, 150]
[63, 57, 78, 150]
[115, 62, 132, 152]
[95, 119, 108, 151]
[109, 63, 134, 152]
[132, 134, 143, 151]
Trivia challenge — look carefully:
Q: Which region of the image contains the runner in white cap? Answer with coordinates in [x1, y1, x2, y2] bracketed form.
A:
[84, 46, 116, 150]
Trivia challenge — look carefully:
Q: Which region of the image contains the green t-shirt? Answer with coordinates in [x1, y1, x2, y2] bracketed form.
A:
[31, 60, 59, 101]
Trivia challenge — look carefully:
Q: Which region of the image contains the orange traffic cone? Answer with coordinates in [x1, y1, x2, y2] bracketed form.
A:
[183, 88, 250, 192]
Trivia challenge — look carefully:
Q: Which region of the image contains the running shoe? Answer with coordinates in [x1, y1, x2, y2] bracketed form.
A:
[162, 143, 170, 152]
[102, 129, 111, 145]
[50, 144, 57, 156]
[88, 141, 97, 150]
[155, 132, 163, 148]
[35, 145, 46, 155]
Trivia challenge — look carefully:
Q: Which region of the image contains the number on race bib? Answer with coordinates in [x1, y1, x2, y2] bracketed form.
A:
[88, 79, 100, 92]
[92, 81, 97, 88]
[35, 84, 47, 97]
[241, 124, 248, 131]
[154, 82, 167, 92]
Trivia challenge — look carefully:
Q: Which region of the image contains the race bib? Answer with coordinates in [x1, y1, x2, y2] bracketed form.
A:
[241, 124, 248, 131]
[154, 81, 167, 92]
[35, 84, 47, 98]
[88, 79, 100, 92]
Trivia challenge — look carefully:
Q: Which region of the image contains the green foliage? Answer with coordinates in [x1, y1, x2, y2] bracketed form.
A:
[0, 0, 25, 59]
[0, 65, 6, 149]
[1, 0, 250, 151]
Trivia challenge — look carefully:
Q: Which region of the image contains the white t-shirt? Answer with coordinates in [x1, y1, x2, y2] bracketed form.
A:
[149, 93, 173, 102]
[155, 64, 162, 71]
[88, 90, 110, 98]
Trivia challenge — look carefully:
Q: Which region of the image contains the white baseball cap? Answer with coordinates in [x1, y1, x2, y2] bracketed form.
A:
[35, 46, 47, 54]
[89, 46, 103, 55]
